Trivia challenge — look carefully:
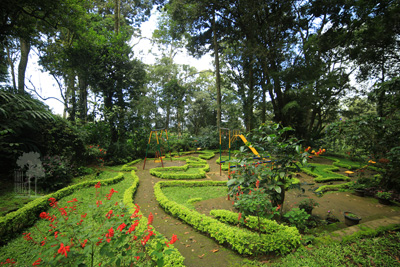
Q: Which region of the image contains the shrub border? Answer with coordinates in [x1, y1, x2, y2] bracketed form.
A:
[121, 159, 142, 172]
[301, 164, 351, 183]
[154, 180, 301, 255]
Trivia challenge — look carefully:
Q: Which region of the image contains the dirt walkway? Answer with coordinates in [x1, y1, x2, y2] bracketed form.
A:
[133, 158, 245, 267]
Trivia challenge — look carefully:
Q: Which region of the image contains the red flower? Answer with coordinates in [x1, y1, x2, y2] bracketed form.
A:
[165, 234, 178, 247]
[48, 198, 58, 207]
[81, 213, 87, 218]
[67, 198, 78, 203]
[57, 243, 70, 258]
[81, 239, 88, 248]
[276, 204, 281, 211]
[256, 180, 260, 188]
[96, 238, 103, 246]
[238, 213, 242, 221]
[59, 208, 68, 216]
[96, 200, 102, 207]
[41, 237, 47, 246]
[126, 220, 140, 234]
[39, 212, 48, 219]
[131, 204, 140, 218]
[95, 182, 101, 189]
[117, 223, 127, 232]
[105, 210, 113, 219]
[54, 231, 59, 239]
[141, 230, 155, 246]
[106, 227, 114, 243]
[32, 257, 41, 265]
[148, 212, 154, 226]
[23, 232, 33, 242]
[2, 259, 16, 264]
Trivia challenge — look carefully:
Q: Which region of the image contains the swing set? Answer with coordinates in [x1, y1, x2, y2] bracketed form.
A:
[143, 129, 172, 170]
[219, 128, 269, 176]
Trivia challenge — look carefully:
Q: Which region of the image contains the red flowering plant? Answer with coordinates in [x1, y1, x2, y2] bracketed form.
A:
[228, 123, 309, 212]
[86, 145, 107, 166]
[12, 183, 177, 266]
[234, 180, 281, 236]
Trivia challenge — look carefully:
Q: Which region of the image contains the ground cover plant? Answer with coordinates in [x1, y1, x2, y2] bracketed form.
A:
[272, 231, 400, 266]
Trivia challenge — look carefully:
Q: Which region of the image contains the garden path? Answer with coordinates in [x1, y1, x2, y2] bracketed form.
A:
[133, 157, 246, 267]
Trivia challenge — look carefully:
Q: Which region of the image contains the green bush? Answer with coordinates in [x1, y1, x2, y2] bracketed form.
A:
[150, 163, 209, 179]
[301, 164, 350, 183]
[39, 155, 74, 191]
[154, 180, 301, 255]
[121, 159, 142, 172]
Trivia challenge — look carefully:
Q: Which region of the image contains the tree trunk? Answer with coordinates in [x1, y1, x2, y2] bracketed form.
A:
[6, 45, 17, 92]
[165, 106, 170, 129]
[212, 11, 222, 129]
[78, 75, 88, 122]
[114, 0, 120, 34]
[67, 74, 76, 121]
[18, 38, 30, 94]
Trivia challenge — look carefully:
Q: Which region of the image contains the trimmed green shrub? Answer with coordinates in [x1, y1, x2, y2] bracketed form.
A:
[121, 158, 142, 171]
[315, 182, 354, 193]
[210, 209, 293, 234]
[155, 180, 301, 255]
[302, 164, 350, 183]
[150, 163, 210, 179]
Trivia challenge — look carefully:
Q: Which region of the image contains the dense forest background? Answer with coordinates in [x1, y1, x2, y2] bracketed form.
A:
[0, 0, 399, 188]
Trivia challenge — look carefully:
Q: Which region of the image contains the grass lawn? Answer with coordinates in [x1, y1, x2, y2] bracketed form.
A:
[162, 186, 228, 209]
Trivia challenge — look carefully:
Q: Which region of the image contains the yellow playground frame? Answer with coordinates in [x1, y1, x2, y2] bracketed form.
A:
[143, 129, 171, 170]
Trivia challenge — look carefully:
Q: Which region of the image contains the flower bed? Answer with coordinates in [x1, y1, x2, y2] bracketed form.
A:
[154, 180, 301, 255]
[0, 173, 125, 245]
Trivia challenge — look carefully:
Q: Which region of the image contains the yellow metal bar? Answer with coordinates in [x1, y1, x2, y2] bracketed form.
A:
[148, 131, 153, 144]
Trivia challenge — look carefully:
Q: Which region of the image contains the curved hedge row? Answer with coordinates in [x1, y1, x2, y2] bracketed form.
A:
[154, 180, 301, 255]
[123, 171, 185, 266]
[0, 172, 125, 246]
[121, 159, 142, 171]
[302, 164, 351, 183]
[315, 181, 354, 193]
[210, 209, 296, 235]
[150, 164, 210, 179]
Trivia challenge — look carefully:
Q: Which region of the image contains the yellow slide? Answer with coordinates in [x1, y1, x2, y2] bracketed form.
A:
[237, 135, 260, 158]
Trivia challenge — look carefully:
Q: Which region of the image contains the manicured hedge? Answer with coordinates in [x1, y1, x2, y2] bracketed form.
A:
[302, 164, 350, 183]
[0, 173, 125, 246]
[315, 181, 353, 193]
[121, 159, 142, 171]
[154, 180, 301, 255]
[150, 163, 210, 179]
[210, 209, 294, 234]
[122, 171, 185, 266]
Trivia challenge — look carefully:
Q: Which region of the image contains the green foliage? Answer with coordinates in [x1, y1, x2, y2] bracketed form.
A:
[120, 159, 141, 172]
[228, 123, 309, 207]
[301, 164, 351, 183]
[315, 182, 354, 194]
[0, 90, 55, 171]
[283, 208, 310, 231]
[234, 187, 279, 221]
[150, 158, 209, 179]
[154, 180, 301, 255]
[277, 232, 400, 266]
[39, 155, 74, 191]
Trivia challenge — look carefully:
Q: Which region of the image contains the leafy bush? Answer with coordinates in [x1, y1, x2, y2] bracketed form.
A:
[39, 155, 74, 191]
[284, 208, 310, 230]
